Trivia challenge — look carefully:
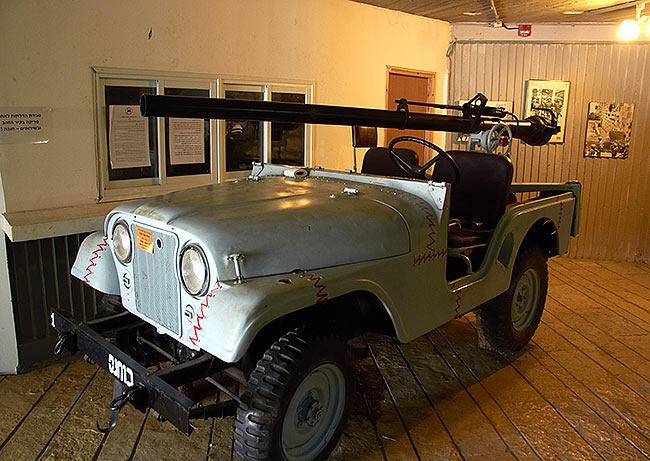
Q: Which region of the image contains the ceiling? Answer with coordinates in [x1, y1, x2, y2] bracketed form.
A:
[352, 0, 643, 24]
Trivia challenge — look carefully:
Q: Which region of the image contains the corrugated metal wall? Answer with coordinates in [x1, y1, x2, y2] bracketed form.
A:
[6, 234, 103, 372]
[449, 41, 650, 261]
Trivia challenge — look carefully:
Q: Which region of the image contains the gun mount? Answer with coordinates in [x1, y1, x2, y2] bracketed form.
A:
[141, 93, 558, 146]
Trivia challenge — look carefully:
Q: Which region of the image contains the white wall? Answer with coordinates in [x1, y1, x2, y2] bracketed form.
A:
[0, 0, 450, 214]
[0, 233, 17, 374]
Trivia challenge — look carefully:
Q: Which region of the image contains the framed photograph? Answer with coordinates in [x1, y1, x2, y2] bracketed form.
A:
[524, 80, 570, 143]
[584, 102, 635, 159]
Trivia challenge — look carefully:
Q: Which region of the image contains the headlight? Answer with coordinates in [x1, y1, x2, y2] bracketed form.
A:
[112, 222, 132, 264]
[180, 245, 208, 296]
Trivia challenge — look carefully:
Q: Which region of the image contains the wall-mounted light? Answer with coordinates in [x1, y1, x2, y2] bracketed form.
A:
[618, 2, 648, 40]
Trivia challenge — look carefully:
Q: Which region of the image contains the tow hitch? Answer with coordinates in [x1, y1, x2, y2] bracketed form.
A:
[51, 310, 239, 435]
[96, 382, 145, 433]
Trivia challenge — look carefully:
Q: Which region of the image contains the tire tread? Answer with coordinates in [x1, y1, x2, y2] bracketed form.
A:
[234, 327, 353, 461]
[477, 246, 548, 352]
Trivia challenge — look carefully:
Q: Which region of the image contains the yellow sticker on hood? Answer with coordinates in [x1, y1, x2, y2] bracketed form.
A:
[135, 226, 153, 254]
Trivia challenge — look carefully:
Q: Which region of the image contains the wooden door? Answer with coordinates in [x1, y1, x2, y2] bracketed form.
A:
[386, 69, 434, 163]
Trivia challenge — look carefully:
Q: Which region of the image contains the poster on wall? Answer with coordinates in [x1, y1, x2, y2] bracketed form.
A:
[584, 102, 635, 159]
[0, 107, 51, 144]
[169, 118, 204, 165]
[524, 80, 570, 143]
[108, 105, 151, 169]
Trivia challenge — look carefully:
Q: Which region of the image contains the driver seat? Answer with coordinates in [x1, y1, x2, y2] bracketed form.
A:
[431, 150, 513, 253]
[361, 147, 419, 178]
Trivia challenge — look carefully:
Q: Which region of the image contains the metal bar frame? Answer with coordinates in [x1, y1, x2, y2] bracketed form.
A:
[51, 310, 236, 435]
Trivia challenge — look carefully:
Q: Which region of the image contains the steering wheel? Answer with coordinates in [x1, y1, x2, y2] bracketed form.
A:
[388, 136, 460, 186]
[485, 123, 513, 156]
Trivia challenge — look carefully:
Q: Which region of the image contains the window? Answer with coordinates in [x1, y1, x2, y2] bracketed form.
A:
[223, 85, 265, 173]
[103, 83, 159, 183]
[219, 78, 313, 180]
[271, 92, 306, 167]
[94, 68, 313, 200]
[164, 87, 211, 177]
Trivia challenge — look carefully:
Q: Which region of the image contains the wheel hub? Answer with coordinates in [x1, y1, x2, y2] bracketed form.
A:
[281, 363, 346, 460]
[511, 268, 540, 331]
[296, 391, 324, 428]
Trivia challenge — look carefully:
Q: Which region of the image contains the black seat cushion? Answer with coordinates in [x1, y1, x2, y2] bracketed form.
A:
[448, 226, 493, 247]
[361, 147, 419, 178]
[431, 150, 513, 229]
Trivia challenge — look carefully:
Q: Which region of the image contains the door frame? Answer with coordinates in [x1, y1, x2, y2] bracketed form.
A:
[385, 66, 436, 158]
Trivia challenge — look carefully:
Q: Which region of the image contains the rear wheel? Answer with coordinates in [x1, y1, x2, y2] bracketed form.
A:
[234, 327, 354, 461]
[477, 246, 548, 352]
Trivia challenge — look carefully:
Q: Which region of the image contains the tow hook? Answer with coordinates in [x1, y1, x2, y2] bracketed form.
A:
[96, 381, 146, 434]
[53, 331, 76, 356]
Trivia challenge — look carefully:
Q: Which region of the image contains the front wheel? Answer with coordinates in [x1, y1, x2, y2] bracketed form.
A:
[476, 246, 548, 352]
[234, 328, 355, 461]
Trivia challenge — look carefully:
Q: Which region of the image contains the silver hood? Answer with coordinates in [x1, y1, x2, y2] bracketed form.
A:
[111, 175, 411, 280]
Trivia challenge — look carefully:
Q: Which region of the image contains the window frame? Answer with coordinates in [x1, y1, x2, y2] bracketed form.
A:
[93, 67, 313, 201]
[159, 78, 217, 187]
[217, 75, 314, 181]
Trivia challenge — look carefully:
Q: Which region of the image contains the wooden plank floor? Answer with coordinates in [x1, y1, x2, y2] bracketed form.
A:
[1, 258, 649, 460]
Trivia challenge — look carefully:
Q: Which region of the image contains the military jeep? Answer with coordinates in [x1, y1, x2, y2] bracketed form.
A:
[51, 94, 580, 461]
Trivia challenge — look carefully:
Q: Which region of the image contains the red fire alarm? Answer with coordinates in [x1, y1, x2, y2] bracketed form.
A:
[518, 24, 532, 37]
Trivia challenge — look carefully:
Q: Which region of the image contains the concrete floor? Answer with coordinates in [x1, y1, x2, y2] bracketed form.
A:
[1, 257, 649, 460]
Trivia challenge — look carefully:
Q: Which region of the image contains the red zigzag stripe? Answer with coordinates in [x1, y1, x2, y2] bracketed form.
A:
[425, 215, 437, 252]
[189, 282, 222, 346]
[413, 213, 446, 266]
[454, 291, 462, 317]
[308, 273, 329, 303]
[83, 237, 109, 282]
[413, 250, 447, 266]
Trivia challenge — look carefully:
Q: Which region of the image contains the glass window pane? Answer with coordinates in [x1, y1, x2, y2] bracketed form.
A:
[105, 85, 158, 181]
[271, 92, 305, 166]
[164, 87, 210, 177]
[225, 89, 264, 172]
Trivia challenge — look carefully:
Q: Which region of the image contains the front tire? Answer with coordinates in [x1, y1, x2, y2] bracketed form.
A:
[234, 328, 355, 461]
[476, 246, 548, 352]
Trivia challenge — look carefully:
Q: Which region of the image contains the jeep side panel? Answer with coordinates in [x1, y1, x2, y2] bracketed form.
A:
[451, 189, 577, 319]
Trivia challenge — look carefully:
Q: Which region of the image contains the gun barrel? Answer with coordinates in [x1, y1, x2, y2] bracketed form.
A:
[141, 95, 556, 146]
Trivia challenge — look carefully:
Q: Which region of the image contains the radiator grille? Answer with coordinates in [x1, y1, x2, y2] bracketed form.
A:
[131, 225, 180, 336]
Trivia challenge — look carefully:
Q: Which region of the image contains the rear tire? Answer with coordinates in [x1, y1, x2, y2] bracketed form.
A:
[476, 246, 548, 352]
[234, 327, 355, 461]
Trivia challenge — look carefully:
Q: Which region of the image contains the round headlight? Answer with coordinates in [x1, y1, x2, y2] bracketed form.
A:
[180, 246, 208, 296]
[112, 222, 132, 263]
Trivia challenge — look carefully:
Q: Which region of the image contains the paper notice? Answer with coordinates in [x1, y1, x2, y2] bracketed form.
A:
[109, 105, 151, 169]
[0, 107, 50, 144]
[169, 118, 205, 165]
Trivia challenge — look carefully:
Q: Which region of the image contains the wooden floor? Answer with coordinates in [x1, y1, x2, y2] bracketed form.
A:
[1, 258, 650, 460]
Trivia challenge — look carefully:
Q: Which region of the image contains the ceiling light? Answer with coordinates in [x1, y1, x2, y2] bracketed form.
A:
[617, 2, 648, 40]
[462, 11, 482, 16]
[619, 18, 641, 39]
[562, 11, 584, 15]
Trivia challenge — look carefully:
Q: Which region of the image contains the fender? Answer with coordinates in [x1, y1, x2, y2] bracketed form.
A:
[71, 231, 120, 295]
[176, 258, 419, 363]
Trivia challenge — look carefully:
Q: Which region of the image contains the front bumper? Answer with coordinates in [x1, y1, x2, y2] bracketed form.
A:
[50, 310, 237, 435]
